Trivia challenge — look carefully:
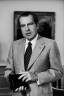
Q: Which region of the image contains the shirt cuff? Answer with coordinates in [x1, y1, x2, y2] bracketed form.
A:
[37, 79, 40, 85]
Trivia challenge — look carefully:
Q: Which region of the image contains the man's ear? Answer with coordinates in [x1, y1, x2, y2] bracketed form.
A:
[37, 23, 39, 30]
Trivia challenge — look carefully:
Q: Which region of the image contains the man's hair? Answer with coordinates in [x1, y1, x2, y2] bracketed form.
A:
[19, 11, 38, 24]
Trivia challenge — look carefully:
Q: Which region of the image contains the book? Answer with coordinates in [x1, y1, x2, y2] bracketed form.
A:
[8, 74, 29, 91]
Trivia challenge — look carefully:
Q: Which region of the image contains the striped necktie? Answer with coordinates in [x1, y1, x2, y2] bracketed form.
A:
[24, 42, 32, 71]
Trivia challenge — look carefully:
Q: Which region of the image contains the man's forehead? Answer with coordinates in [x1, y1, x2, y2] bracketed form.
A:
[20, 15, 34, 24]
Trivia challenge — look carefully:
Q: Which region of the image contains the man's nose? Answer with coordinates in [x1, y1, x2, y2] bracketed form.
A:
[25, 25, 29, 31]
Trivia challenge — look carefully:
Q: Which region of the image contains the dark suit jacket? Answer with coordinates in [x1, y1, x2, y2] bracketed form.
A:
[5, 35, 63, 96]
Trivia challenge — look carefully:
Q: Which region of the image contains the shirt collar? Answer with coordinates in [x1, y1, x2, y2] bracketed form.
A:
[26, 34, 38, 45]
[25, 34, 38, 50]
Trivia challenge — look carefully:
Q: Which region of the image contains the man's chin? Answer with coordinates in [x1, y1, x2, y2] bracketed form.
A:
[26, 36, 33, 41]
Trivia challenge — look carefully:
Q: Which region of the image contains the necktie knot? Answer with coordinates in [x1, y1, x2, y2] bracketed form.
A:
[28, 42, 32, 46]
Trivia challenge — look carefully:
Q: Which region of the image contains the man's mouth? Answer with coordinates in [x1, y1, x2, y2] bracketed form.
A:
[26, 33, 31, 36]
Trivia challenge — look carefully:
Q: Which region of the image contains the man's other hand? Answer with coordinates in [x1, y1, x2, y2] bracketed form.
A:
[18, 72, 38, 82]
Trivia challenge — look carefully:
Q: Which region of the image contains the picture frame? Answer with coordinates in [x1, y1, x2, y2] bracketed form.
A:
[14, 11, 55, 40]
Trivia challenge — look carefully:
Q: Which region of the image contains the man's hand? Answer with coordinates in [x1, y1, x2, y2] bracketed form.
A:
[18, 72, 38, 82]
[15, 86, 27, 92]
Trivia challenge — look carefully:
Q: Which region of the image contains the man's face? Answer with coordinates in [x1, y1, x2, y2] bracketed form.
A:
[19, 15, 38, 41]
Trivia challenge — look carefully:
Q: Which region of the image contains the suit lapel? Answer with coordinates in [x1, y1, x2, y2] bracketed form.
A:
[17, 36, 45, 71]
[18, 39, 25, 71]
[27, 37, 45, 70]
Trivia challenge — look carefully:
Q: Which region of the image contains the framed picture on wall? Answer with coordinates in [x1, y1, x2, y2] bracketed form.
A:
[14, 11, 55, 40]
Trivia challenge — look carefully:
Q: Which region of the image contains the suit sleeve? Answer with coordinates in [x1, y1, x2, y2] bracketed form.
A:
[4, 44, 14, 78]
[37, 41, 63, 85]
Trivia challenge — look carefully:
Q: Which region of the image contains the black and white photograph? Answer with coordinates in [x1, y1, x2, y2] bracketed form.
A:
[0, 0, 64, 96]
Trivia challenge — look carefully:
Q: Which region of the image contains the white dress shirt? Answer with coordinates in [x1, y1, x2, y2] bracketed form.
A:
[25, 34, 38, 51]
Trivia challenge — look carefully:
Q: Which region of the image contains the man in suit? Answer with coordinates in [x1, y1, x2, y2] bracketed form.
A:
[5, 11, 63, 96]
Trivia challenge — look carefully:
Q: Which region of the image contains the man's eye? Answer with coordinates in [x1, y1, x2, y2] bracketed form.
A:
[21, 25, 25, 28]
[28, 22, 34, 26]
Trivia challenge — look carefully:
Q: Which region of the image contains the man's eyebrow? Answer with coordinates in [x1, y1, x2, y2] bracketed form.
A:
[20, 22, 34, 27]
[28, 22, 34, 25]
